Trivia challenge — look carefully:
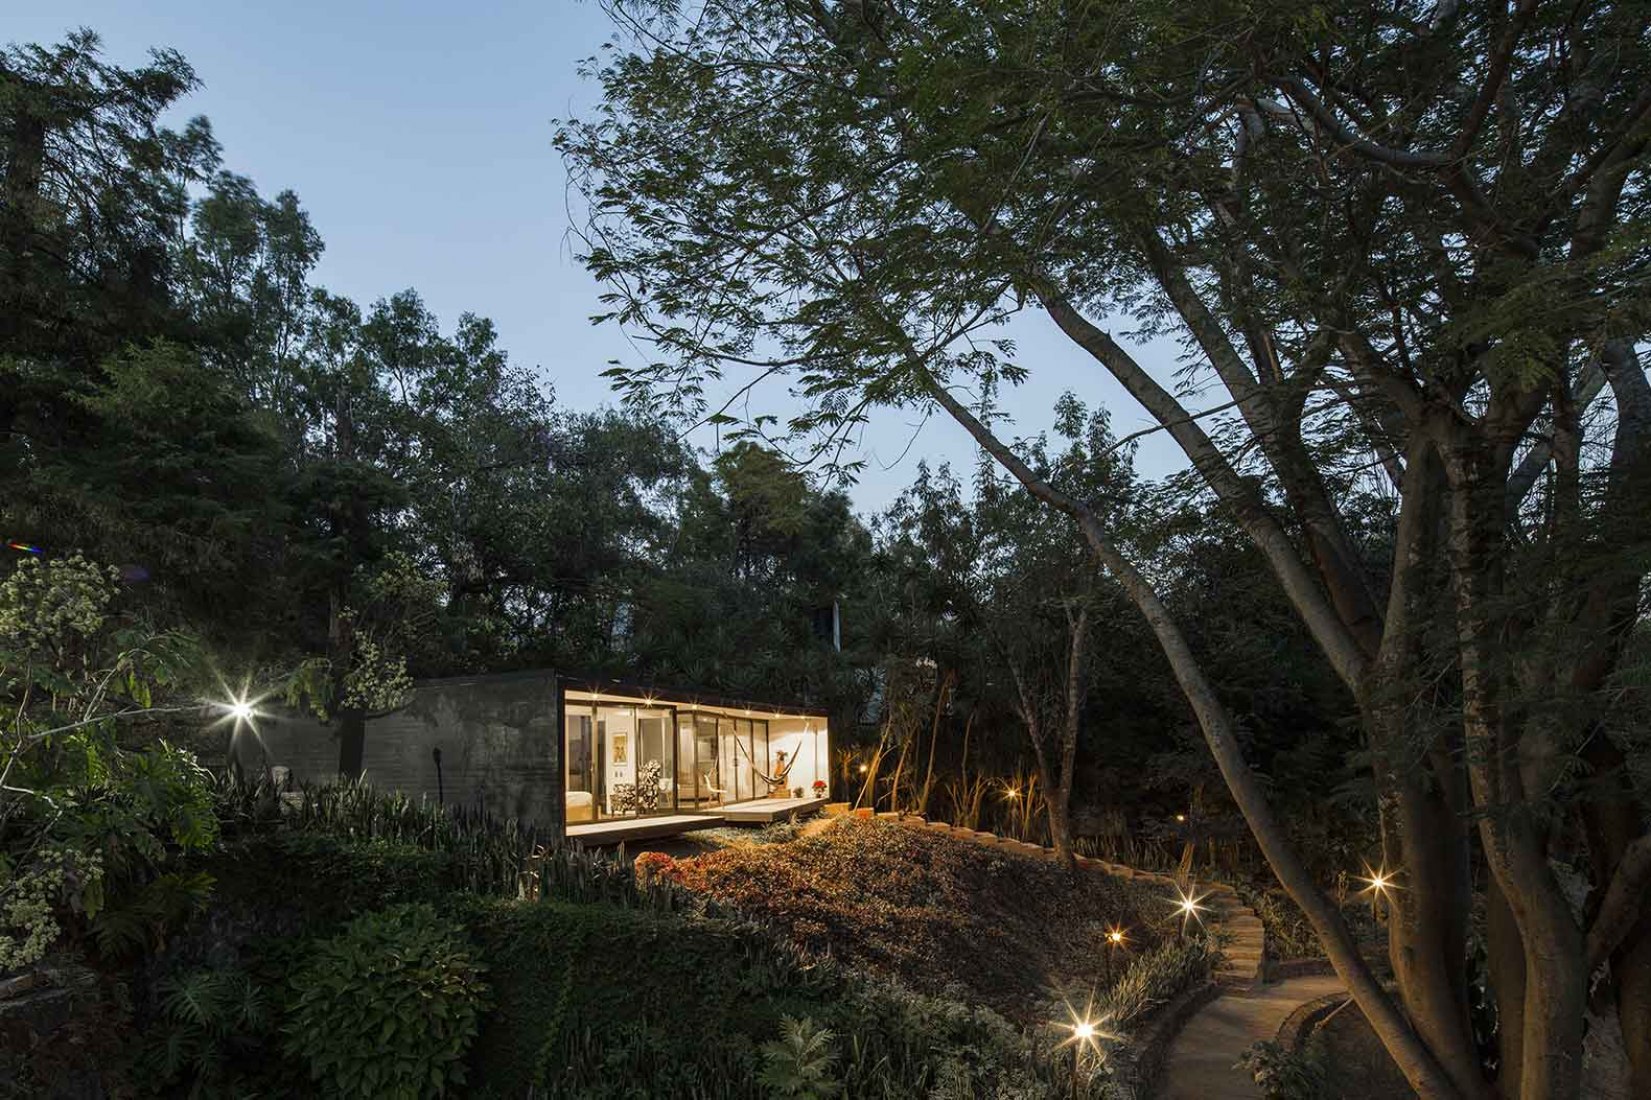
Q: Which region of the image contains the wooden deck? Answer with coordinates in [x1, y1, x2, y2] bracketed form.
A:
[566, 813, 723, 846]
[719, 796, 828, 823]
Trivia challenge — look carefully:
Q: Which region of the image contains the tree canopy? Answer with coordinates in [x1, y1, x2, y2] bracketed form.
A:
[561, 2, 1651, 1096]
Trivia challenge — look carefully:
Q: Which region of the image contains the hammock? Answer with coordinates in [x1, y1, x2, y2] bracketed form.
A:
[732, 734, 798, 789]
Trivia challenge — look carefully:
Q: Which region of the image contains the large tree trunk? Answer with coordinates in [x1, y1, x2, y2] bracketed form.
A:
[1365, 444, 1487, 1097]
[1486, 873, 1527, 1098]
[926, 377, 1463, 1099]
[1442, 426, 1588, 1100]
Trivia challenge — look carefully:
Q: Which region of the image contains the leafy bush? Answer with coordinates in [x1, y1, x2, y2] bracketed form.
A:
[1098, 937, 1215, 1032]
[1236, 882, 1386, 961]
[144, 965, 274, 1096]
[203, 832, 459, 931]
[284, 903, 488, 1098]
[1238, 1037, 1329, 1100]
[1, 554, 221, 965]
[213, 776, 547, 897]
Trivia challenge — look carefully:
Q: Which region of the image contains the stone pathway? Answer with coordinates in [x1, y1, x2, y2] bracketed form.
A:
[1160, 974, 1348, 1099]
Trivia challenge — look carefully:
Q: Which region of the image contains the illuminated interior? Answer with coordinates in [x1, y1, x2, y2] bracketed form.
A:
[561, 686, 829, 824]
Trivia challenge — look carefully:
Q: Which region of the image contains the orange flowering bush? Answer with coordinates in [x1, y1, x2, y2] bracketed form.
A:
[661, 818, 1169, 1021]
[631, 850, 678, 886]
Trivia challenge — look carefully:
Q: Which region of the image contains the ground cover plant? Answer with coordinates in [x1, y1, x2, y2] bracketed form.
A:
[460, 896, 1071, 1098]
[638, 817, 1178, 1023]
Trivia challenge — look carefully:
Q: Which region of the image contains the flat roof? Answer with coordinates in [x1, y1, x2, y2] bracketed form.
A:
[400, 667, 831, 719]
[558, 675, 830, 719]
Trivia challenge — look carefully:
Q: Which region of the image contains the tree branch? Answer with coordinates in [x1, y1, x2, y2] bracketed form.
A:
[1589, 833, 1651, 971]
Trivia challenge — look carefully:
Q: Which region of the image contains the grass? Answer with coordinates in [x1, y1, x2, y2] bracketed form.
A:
[640, 817, 1176, 1023]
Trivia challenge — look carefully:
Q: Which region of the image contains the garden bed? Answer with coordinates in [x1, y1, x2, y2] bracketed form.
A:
[636, 817, 1174, 1022]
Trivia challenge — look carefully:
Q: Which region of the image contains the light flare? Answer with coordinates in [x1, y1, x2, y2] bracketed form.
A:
[1171, 884, 1210, 930]
[1358, 862, 1402, 900]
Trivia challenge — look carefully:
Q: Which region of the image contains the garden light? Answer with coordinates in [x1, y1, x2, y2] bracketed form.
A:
[1106, 926, 1127, 947]
[1173, 885, 1209, 930]
[212, 680, 264, 728]
[1358, 863, 1401, 907]
[1058, 1001, 1117, 1053]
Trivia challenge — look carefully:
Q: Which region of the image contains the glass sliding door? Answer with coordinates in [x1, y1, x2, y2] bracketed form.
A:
[695, 714, 722, 806]
[564, 708, 599, 824]
[635, 708, 675, 812]
[676, 716, 698, 806]
[592, 704, 675, 817]
[722, 716, 747, 802]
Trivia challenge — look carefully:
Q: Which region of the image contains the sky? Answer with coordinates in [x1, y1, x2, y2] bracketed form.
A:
[12, 0, 1192, 514]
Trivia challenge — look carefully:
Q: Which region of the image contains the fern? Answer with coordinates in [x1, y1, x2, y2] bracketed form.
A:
[758, 1015, 842, 1098]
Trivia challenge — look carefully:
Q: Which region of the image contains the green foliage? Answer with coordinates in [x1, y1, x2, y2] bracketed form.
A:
[1097, 937, 1215, 1033]
[1238, 1038, 1329, 1100]
[204, 832, 461, 931]
[145, 965, 274, 1097]
[758, 1016, 843, 1098]
[1, 554, 220, 966]
[284, 903, 488, 1098]
[212, 776, 548, 898]
[458, 896, 1069, 1099]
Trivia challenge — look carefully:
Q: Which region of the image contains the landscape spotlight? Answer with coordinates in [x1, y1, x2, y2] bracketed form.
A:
[1358, 862, 1401, 901]
[1058, 1002, 1116, 1053]
[1172, 885, 1209, 930]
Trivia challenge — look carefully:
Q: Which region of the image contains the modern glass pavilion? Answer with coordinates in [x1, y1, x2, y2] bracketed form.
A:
[559, 679, 831, 837]
[228, 670, 832, 845]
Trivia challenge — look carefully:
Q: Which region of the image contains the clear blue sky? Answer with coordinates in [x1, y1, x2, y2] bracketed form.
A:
[12, 1, 1190, 513]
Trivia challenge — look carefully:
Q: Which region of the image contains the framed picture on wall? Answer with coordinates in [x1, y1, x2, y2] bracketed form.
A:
[613, 733, 628, 764]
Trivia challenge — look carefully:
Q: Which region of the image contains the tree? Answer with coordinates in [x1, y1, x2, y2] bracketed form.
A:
[561, 3, 1651, 1096]
[876, 397, 1140, 863]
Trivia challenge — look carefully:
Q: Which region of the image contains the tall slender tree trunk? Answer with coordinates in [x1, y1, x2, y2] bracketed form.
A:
[1364, 444, 1487, 1097]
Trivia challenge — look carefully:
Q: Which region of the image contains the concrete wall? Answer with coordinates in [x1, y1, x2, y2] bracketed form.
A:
[231, 669, 562, 829]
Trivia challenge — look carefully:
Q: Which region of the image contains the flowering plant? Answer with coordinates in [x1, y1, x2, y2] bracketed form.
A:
[811, 779, 828, 795]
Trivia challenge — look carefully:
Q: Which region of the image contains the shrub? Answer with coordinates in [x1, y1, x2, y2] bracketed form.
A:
[458, 897, 1069, 1098]
[1098, 937, 1215, 1032]
[144, 965, 275, 1096]
[203, 832, 458, 931]
[284, 903, 488, 1098]
[1238, 1037, 1329, 1100]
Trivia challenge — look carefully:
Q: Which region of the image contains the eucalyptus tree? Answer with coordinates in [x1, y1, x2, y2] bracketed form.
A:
[560, 2, 1651, 1095]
